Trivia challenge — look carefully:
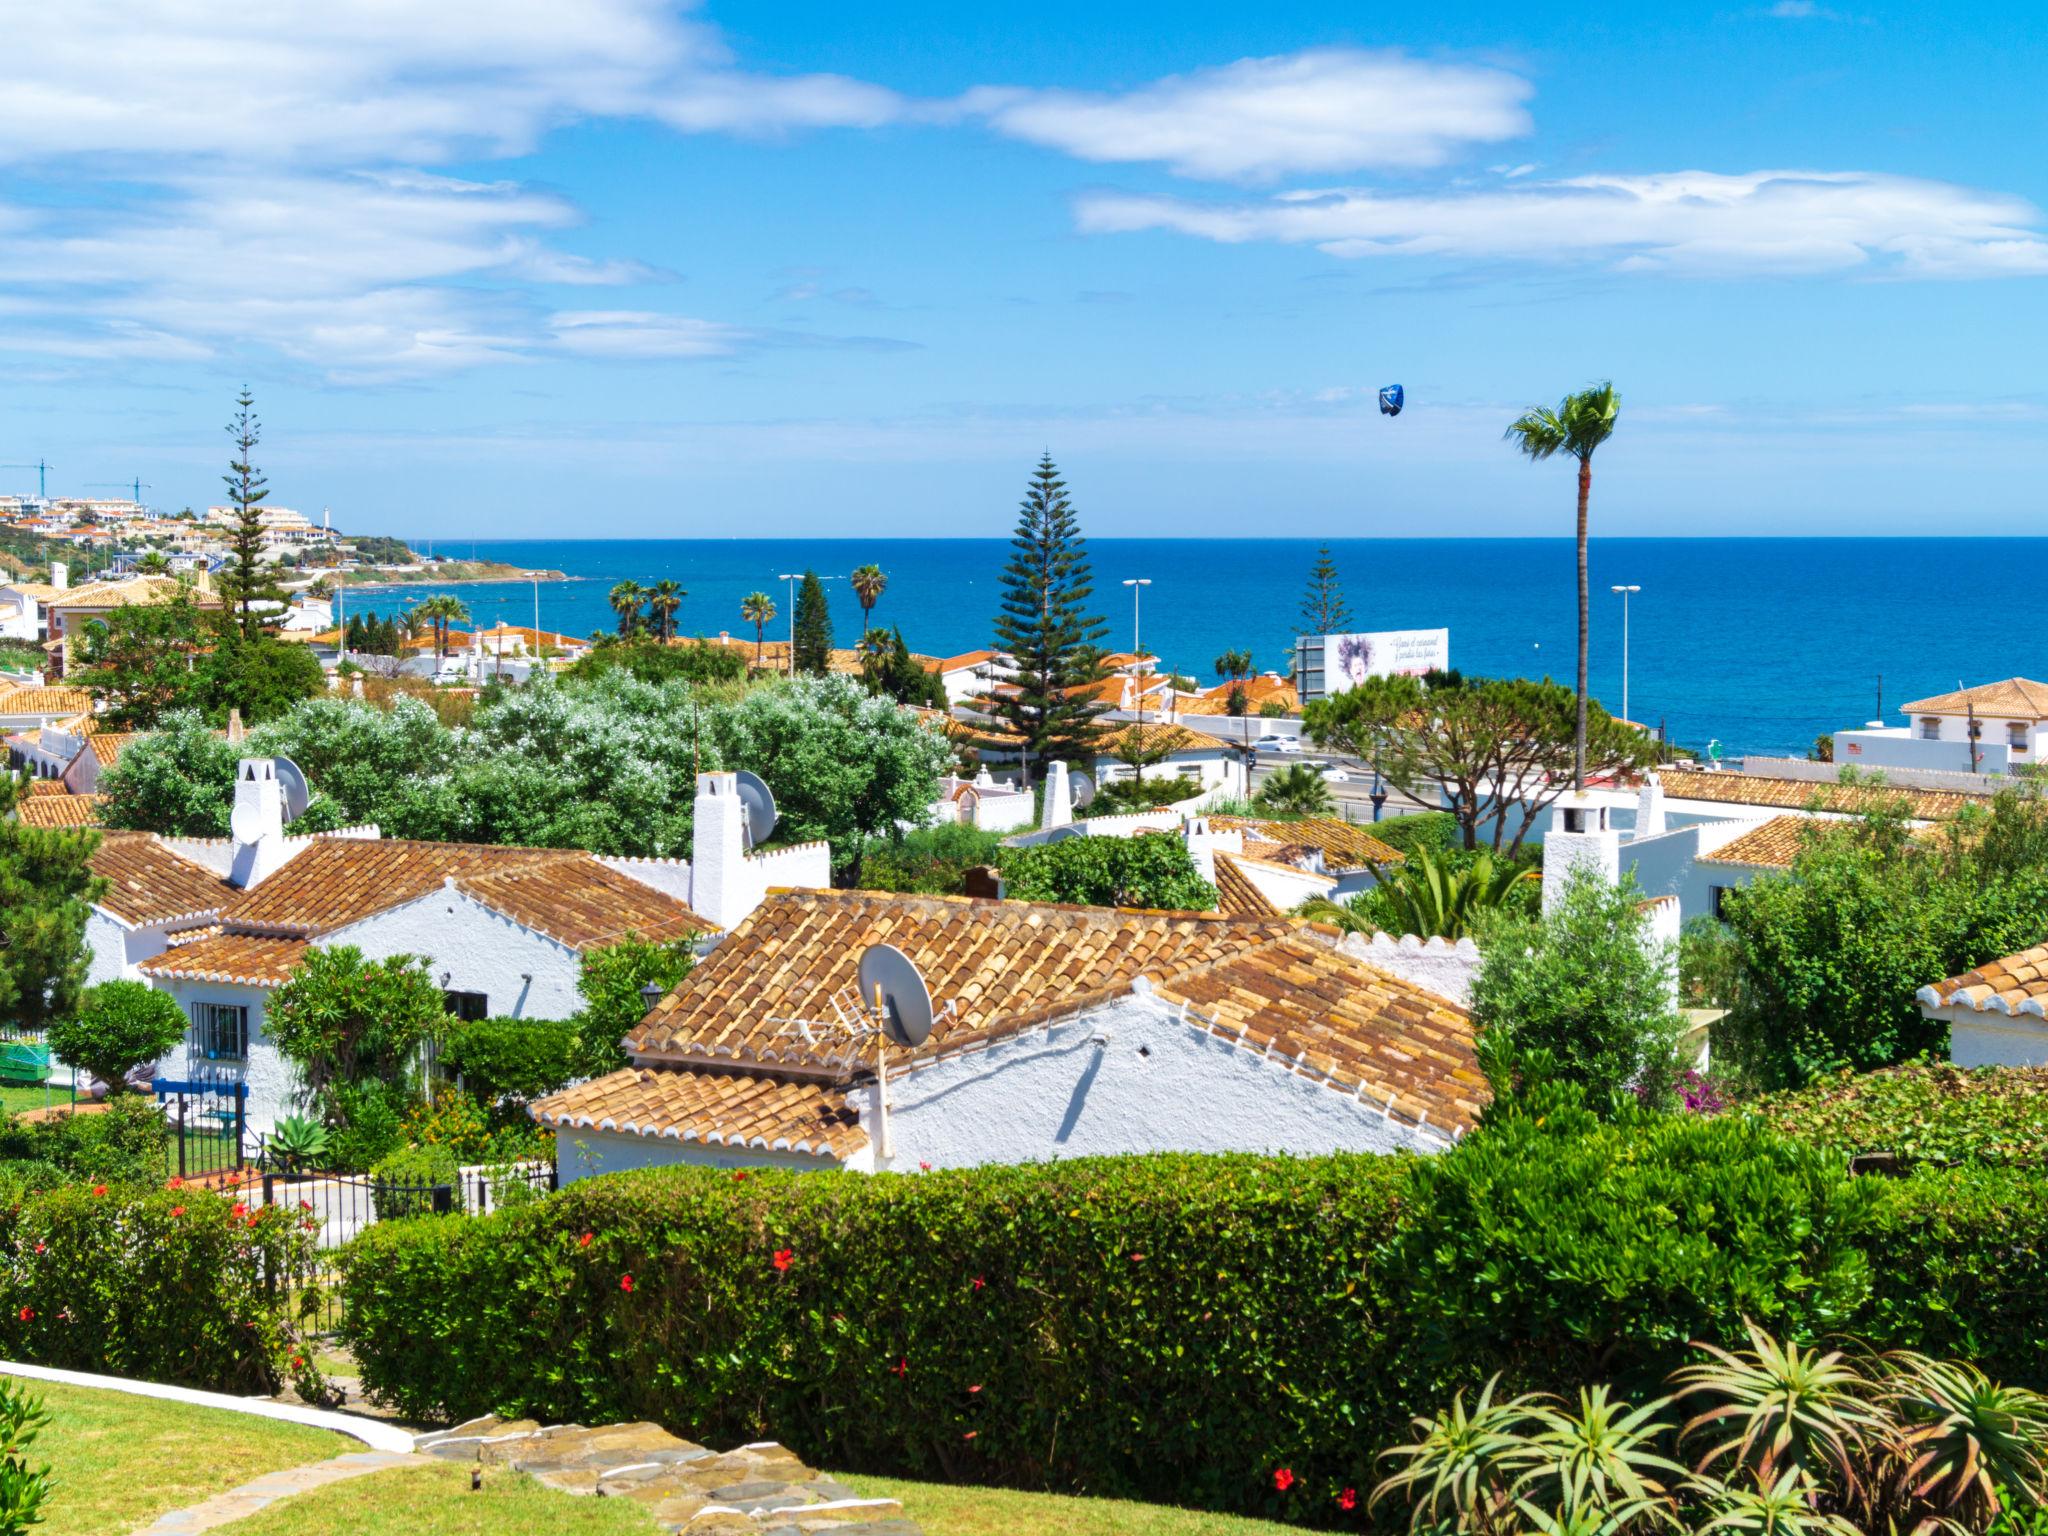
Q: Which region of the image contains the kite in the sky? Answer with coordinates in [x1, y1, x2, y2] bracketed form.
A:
[1378, 384, 1404, 417]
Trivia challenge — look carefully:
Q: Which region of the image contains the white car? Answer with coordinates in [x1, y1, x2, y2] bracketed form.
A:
[1317, 765, 1353, 783]
[1253, 734, 1302, 755]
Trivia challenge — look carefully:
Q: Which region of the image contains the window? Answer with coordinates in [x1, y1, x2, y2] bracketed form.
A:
[1710, 885, 1733, 921]
[193, 1003, 247, 1061]
[2010, 723, 2029, 753]
[1919, 718, 1941, 741]
[443, 991, 489, 1021]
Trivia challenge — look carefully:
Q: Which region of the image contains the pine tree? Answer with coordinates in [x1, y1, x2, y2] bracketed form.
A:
[991, 454, 1109, 781]
[793, 570, 833, 675]
[219, 389, 284, 639]
[0, 777, 104, 1037]
[1299, 545, 1352, 635]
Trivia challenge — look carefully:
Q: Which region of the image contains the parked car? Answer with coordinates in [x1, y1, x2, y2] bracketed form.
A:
[1317, 765, 1353, 782]
[1253, 734, 1302, 755]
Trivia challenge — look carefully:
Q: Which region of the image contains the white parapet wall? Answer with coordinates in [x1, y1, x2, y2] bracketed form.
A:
[1335, 931, 1482, 1009]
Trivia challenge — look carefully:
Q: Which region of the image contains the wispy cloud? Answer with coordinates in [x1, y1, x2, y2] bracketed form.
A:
[1077, 170, 2048, 278]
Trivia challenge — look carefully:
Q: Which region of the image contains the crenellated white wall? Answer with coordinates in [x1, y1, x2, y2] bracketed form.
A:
[598, 855, 695, 905]
[1334, 932, 1482, 1009]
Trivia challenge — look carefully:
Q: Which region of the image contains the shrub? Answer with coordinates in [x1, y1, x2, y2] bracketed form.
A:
[0, 1377, 51, 1535]
[1086, 775, 1199, 815]
[1001, 833, 1216, 911]
[0, 1095, 169, 1185]
[442, 1017, 579, 1107]
[46, 981, 186, 1093]
[321, 1082, 405, 1172]
[573, 937, 695, 1081]
[1750, 1063, 2048, 1166]
[1362, 810, 1460, 858]
[0, 1182, 321, 1395]
[860, 823, 1003, 896]
[1253, 763, 1334, 817]
[370, 1142, 460, 1219]
[1257, 699, 1288, 719]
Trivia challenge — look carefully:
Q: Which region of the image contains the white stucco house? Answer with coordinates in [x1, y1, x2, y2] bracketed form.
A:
[1836, 678, 2048, 776]
[1918, 943, 2048, 1068]
[925, 650, 1015, 708]
[532, 887, 1487, 1181]
[1091, 722, 1247, 798]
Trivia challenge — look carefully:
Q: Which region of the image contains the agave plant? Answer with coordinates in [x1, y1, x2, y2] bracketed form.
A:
[1673, 1320, 1885, 1499]
[1875, 1351, 2048, 1531]
[1511, 1385, 1685, 1534]
[1373, 1376, 1549, 1534]
[267, 1114, 329, 1175]
[1691, 1465, 1865, 1536]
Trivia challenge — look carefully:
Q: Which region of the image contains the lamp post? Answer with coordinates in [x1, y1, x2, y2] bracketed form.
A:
[1610, 584, 1641, 725]
[1121, 579, 1152, 751]
[777, 572, 800, 678]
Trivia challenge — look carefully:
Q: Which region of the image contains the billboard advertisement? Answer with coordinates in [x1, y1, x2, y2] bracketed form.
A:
[1321, 628, 1450, 695]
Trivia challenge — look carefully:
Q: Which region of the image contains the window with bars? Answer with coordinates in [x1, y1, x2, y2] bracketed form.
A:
[443, 991, 489, 1021]
[192, 1003, 248, 1061]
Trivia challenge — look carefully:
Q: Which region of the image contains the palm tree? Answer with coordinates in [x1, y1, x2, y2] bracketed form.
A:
[411, 594, 470, 661]
[740, 592, 776, 665]
[1253, 762, 1334, 817]
[1215, 648, 1256, 791]
[1505, 382, 1620, 791]
[135, 551, 170, 576]
[646, 579, 685, 641]
[608, 580, 645, 638]
[857, 626, 893, 692]
[850, 564, 888, 629]
[1296, 847, 1534, 941]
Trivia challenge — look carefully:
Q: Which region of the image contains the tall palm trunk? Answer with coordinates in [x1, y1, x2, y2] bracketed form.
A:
[1575, 457, 1590, 791]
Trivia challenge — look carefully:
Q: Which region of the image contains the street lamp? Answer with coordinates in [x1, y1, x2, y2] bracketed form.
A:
[777, 573, 801, 678]
[1610, 585, 1641, 725]
[1121, 579, 1152, 737]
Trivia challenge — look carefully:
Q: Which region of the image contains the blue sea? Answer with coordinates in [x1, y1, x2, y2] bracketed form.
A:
[337, 538, 2037, 760]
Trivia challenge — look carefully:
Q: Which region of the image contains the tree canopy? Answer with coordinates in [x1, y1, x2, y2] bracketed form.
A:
[1003, 832, 1216, 912]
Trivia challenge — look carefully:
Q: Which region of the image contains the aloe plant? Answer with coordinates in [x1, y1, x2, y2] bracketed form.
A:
[267, 1114, 329, 1174]
[1673, 1320, 1885, 1496]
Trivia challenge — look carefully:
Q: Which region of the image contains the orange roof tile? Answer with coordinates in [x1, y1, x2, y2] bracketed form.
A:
[1212, 853, 1281, 918]
[1920, 942, 2048, 1018]
[218, 838, 583, 936]
[1659, 768, 1986, 821]
[23, 779, 66, 797]
[14, 794, 105, 828]
[1181, 675, 1300, 716]
[1901, 678, 2048, 720]
[1210, 816, 1405, 871]
[1696, 816, 1822, 869]
[931, 650, 1000, 673]
[1095, 721, 1218, 759]
[139, 933, 307, 987]
[630, 889, 1297, 1078]
[531, 1067, 867, 1161]
[454, 860, 715, 950]
[86, 732, 137, 768]
[0, 687, 94, 716]
[90, 833, 229, 925]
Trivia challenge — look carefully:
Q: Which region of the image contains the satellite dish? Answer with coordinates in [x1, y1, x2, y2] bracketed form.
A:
[733, 770, 779, 850]
[1044, 824, 1088, 844]
[1070, 771, 1095, 810]
[857, 942, 934, 1049]
[1378, 384, 1404, 417]
[273, 757, 311, 824]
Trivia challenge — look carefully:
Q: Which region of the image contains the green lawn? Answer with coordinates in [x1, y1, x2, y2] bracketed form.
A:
[0, 1081, 78, 1119]
[225, 1461, 658, 1534]
[842, 1474, 1303, 1536]
[30, 1378, 348, 1536]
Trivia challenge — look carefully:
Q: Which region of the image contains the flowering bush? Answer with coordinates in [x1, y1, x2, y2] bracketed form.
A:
[0, 1181, 323, 1396]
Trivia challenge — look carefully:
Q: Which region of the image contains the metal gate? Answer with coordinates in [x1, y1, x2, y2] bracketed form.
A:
[152, 1077, 248, 1181]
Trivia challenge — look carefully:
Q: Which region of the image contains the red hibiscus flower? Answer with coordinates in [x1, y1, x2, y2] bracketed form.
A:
[170, 1206, 185, 1218]
[166, 1177, 183, 1190]
[971, 1276, 985, 1292]
[771, 1248, 793, 1272]
[291, 1354, 305, 1370]
[919, 1161, 931, 1171]
[15, 1307, 30, 1323]
[579, 1232, 594, 1248]
[1338, 1487, 1358, 1511]
[91, 1184, 106, 1197]
[891, 1357, 909, 1377]
[1273, 1469, 1295, 1493]
[732, 1170, 747, 1182]
[619, 1274, 634, 1293]
[232, 1202, 248, 1218]
[968, 1384, 982, 1394]
[962, 1430, 978, 1440]
[32, 1243, 44, 1255]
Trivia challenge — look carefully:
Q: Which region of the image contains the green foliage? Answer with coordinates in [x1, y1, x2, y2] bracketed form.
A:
[1086, 774, 1199, 815]
[1298, 545, 1351, 635]
[321, 1082, 406, 1173]
[370, 1142, 460, 1219]
[0, 1378, 51, 1536]
[570, 638, 747, 687]
[343, 612, 405, 655]
[0, 807, 104, 1036]
[1252, 763, 1334, 817]
[97, 711, 244, 835]
[989, 454, 1110, 776]
[1257, 699, 1289, 719]
[1365, 810, 1461, 858]
[266, 1114, 328, 1173]
[572, 937, 695, 1081]
[793, 571, 833, 675]
[264, 948, 447, 1121]
[1301, 845, 1536, 941]
[216, 390, 287, 639]
[443, 1017, 580, 1108]
[348, 535, 417, 564]
[862, 627, 946, 708]
[47, 981, 187, 1093]
[0, 1095, 169, 1187]
[1750, 1064, 2048, 1167]
[859, 823, 1003, 896]
[1002, 832, 1217, 911]
[0, 1182, 321, 1394]
[77, 595, 325, 730]
[1471, 871, 1684, 1110]
[1715, 794, 2048, 1088]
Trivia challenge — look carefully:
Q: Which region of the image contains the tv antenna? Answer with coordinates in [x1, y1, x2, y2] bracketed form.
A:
[733, 769, 778, 850]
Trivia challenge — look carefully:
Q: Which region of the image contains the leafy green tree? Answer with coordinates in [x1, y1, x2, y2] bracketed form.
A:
[711, 674, 952, 885]
[1003, 832, 1217, 911]
[573, 936, 695, 1079]
[608, 580, 645, 638]
[863, 627, 946, 708]
[1470, 868, 1684, 1112]
[0, 788, 105, 1037]
[1306, 672, 1654, 854]
[740, 591, 775, 666]
[568, 638, 747, 687]
[442, 1015, 581, 1107]
[990, 454, 1110, 782]
[265, 947, 449, 1119]
[1505, 382, 1621, 790]
[48, 980, 187, 1093]
[850, 563, 888, 629]
[199, 631, 326, 725]
[72, 592, 212, 728]
[1298, 545, 1351, 635]
[793, 570, 833, 675]
[252, 694, 460, 831]
[861, 822, 1003, 896]
[410, 595, 470, 661]
[97, 711, 245, 835]
[1253, 762, 1334, 816]
[217, 389, 285, 638]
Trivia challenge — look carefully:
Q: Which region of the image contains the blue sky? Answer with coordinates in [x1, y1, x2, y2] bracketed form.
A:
[0, 0, 2042, 538]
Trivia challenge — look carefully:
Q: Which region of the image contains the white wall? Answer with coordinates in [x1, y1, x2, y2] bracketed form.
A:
[555, 1125, 866, 1184]
[324, 890, 584, 1021]
[1334, 932, 1481, 1009]
[1940, 1012, 2048, 1069]
[84, 911, 179, 987]
[596, 856, 694, 904]
[875, 994, 1448, 1169]
[151, 978, 298, 1129]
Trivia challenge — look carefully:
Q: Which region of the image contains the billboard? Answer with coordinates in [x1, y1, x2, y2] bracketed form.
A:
[1298, 628, 1450, 699]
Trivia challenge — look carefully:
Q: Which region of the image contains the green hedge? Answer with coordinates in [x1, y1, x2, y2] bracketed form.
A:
[1749, 1063, 2048, 1165]
[1361, 810, 1459, 857]
[337, 1098, 2041, 1525]
[0, 1182, 321, 1394]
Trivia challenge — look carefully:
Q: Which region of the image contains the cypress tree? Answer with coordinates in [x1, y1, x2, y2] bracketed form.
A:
[990, 454, 1109, 781]
[793, 570, 833, 675]
[1299, 545, 1352, 635]
[219, 389, 285, 639]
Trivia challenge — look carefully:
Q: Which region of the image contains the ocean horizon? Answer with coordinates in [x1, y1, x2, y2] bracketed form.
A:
[334, 536, 2044, 761]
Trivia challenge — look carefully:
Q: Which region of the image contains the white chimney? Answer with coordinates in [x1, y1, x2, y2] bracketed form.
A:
[229, 758, 290, 888]
[1636, 773, 1666, 839]
[1041, 760, 1072, 830]
[1184, 816, 1220, 884]
[692, 772, 753, 929]
[49, 561, 67, 591]
[1541, 793, 1620, 915]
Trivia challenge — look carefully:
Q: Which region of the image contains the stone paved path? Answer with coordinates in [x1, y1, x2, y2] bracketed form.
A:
[141, 1450, 415, 1534]
[417, 1417, 925, 1534]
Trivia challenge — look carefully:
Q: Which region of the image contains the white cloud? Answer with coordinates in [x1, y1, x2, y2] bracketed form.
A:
[961, 49, 1531, 181]
[1076, 169, 2048, 277]
[548, 310, 753, 359]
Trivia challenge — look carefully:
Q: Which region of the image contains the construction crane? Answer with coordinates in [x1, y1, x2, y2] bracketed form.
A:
[0, 461, 53, 498]
[87, 480, 152, 506]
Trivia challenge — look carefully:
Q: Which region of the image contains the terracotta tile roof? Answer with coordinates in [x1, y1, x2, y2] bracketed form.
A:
[90, 833, 230, 925]
[23, 779, 66, 797]
[86, 732, 137, 768]
[0, 686, 94, 716]
[1152, 937, 1486, 1136]
[1099, 652, 1157, 669]
[49, 576, 210, 611]
[1212, 853, 1281, 918]
[930, 650, 1000, 673]
[138, 933, 307, 987]
[1695, 816, 1815, 869]
[1659, 768, 1987, 821]
[1180, 676, 1300, 717]
[1919, 942, 2048, 1018]
[1096, 721, 1218, 759]
[1901, 678, 2048, 720]
[219, 838, 584, 936]
[531, 1067, 867, 1161]
[631, 889, 1297, 1078]
[14, 794, 105, 828]
[1211, 816, 1405, 871]
[454, 860, 715, 950]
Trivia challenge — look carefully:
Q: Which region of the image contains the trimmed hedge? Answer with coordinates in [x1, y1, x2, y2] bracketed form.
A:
[0, 1182, 322, 1394]
[336, 1101, 2035, 1525]
[1750, 1063, 2048, 1166]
